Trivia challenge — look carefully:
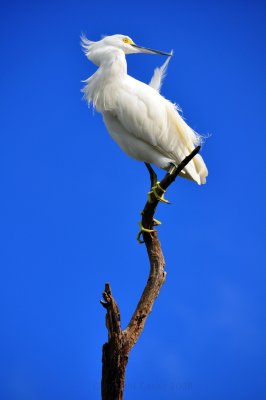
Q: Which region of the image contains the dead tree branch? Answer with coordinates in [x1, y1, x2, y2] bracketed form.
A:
[100, 146, 201, 400]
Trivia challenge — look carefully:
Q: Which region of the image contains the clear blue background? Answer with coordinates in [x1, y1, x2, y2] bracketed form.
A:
[1, 0, 265, 399]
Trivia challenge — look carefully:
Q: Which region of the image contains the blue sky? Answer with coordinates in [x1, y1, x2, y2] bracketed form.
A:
[0, 0, 265, 399]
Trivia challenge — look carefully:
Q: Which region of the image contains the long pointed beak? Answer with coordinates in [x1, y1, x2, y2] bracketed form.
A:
[131, 43, 172, 56]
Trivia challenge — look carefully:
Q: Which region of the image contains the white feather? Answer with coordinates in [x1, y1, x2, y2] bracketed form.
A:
[149, 50, 173, 92]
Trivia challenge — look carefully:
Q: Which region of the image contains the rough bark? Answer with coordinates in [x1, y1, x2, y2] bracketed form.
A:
[100, 146, 201, 400]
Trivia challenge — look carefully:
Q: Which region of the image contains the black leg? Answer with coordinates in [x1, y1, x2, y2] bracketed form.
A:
[144, 163, 157, 188]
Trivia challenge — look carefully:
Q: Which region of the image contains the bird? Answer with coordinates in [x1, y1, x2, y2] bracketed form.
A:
[81, 34, 208, 194]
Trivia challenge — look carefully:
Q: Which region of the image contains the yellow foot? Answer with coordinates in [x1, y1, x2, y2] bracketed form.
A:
[148, 181, 170, 204]
[137, 213, 162, 243]
[137, 222, 155, 244]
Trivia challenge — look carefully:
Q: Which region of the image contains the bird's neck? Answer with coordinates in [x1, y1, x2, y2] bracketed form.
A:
[83, 50, 127, 111]
[100, 49, 127, 78]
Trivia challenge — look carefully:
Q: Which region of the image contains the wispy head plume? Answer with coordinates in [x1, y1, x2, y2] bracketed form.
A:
[80, 34, 95, 57]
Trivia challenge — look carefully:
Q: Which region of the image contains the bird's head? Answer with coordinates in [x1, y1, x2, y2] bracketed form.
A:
[81, 34, 172, 66]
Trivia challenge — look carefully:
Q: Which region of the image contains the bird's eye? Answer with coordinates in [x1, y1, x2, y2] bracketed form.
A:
[122, 37, 132, 44]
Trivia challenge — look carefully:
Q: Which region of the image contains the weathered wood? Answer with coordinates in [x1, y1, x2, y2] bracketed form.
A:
[101, 146, 201, 399]
[101, 284, 128, 400]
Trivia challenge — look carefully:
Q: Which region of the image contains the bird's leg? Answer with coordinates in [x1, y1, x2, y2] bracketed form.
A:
[144, 163, 170, 204]
[148, 163, 177, 203]
[148, 182, 170, 204]
[137, 164, 164, 243]
[144, 163, 168, 211]
[144, 162, 157, 188]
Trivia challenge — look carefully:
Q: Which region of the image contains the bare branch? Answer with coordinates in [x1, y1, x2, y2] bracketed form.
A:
[124, 146, 201, 346]
[124, 232, 166, 347]
[101, 284, 127, 400]
[101, 146, 201, 399]
[100, 283, 121, 339]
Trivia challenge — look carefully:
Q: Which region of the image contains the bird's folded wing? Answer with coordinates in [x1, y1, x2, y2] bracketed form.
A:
[112, 78, 198, 159]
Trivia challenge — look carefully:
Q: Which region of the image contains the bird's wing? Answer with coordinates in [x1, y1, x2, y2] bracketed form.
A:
[112, 77, 199, 153]
[149, 51, 173, 92]
[103, 77, 207, 183]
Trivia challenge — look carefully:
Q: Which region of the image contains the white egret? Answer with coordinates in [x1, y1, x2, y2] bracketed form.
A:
[81, 34, 208, 193]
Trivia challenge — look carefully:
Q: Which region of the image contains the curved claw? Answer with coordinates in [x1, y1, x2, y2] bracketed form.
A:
[148, 181, 170, 204]
[153, 217, 161, 226]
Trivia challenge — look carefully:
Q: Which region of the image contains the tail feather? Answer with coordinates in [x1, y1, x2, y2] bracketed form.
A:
[176, 152, 208, 185]
[193, 153, 208, 184]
